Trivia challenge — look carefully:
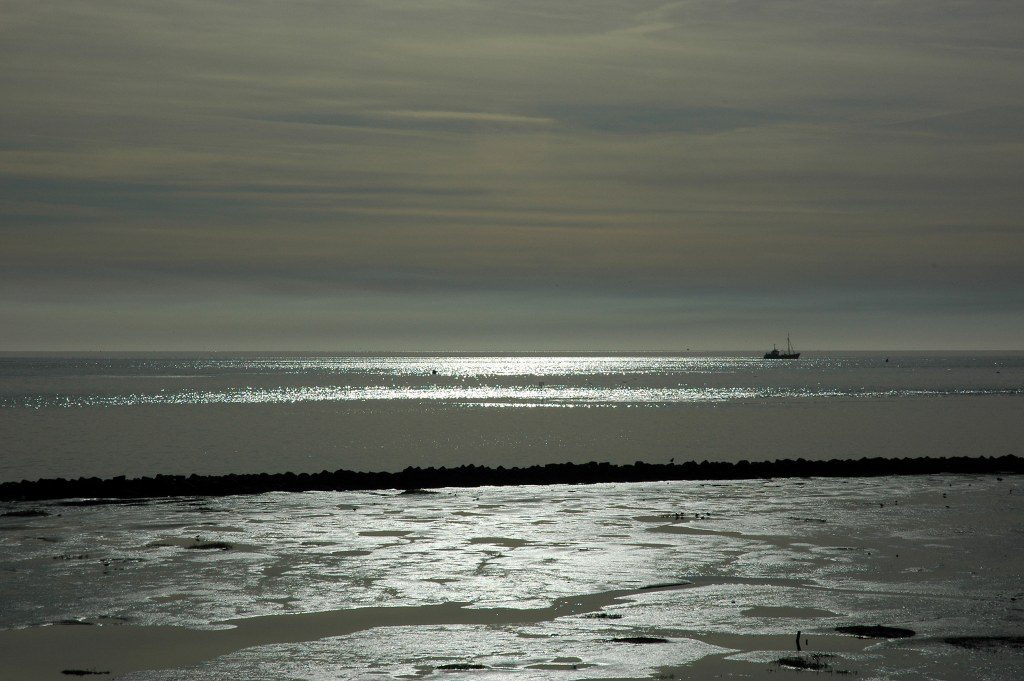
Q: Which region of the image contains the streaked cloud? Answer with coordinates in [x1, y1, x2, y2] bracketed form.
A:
[374, 109, 555, 125]
[0, 0, 1022, 349]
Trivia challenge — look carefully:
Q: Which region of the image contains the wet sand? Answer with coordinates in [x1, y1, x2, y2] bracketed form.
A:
[0, 578, 922, 680]
[1, 474, 1021, 679]
[0, 584, 694, 679]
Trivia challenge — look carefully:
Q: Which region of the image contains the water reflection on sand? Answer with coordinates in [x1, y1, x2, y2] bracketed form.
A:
[1, 474, 1021, 679]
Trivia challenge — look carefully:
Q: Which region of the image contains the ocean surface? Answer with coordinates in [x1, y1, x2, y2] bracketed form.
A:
[1, 352, 1022, 482]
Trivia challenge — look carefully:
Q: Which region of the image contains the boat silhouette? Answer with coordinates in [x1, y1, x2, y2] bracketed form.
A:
[764, 335, 800, 359]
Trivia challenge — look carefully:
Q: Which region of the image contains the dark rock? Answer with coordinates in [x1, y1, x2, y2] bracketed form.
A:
[3, 455, 1023, 502]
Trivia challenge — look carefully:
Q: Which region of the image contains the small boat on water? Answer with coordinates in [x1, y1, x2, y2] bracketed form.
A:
[764, 335, 800, 359]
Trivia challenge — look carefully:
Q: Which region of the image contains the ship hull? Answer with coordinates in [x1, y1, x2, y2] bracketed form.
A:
[764, 352, 800, 359]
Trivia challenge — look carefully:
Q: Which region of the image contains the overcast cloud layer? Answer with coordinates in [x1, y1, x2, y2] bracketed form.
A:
[2, 1, 1022, 350]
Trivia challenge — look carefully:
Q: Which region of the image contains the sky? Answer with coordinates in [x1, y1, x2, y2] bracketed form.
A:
[2, 1, 1022, 350]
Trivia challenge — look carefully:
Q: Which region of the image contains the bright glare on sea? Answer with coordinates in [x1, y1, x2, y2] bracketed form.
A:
[1, 352, 1022, 481]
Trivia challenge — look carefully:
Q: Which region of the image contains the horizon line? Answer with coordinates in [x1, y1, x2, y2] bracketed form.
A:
[1, 348, 1022, 355]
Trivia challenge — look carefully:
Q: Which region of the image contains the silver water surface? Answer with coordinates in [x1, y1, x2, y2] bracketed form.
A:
[1, 353, 1022, 480]
[1, 475, 1021, 679]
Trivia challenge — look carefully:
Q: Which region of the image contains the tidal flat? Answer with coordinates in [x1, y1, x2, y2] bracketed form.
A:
[1, 474, 1021, 679]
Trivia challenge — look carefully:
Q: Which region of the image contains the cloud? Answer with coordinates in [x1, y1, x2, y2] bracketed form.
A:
[0, 1, 1022, 348]
[540, 105, 788, 134]
[373, 109, 555, 126]
[256, 109, 555, 134]
[891, 105, 1024, 141]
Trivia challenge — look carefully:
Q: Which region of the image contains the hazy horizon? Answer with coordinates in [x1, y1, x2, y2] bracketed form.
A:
[1, 348, 1023, 355]
[3, 1, 1023, 349]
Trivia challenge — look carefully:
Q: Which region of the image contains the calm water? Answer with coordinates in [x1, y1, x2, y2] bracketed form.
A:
[1, 352, 1022, 481]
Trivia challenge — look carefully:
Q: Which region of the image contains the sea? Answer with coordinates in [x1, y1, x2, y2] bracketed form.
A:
[2, 352, 1023, 679]
[1, 352, 1022, 482]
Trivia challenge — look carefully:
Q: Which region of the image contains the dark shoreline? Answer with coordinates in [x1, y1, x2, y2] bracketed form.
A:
[1, 455, 1021, 502]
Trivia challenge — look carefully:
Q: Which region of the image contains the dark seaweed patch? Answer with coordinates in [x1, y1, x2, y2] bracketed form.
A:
[777, 655, 829, 671]
[187, 541, 232, 550]
[61, 671, 110, 676]
[775, 654, 851, 673]
[836, 624, 915, 638]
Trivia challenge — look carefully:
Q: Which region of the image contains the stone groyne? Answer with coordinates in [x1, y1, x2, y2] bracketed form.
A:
[1, 455, 1021, 502]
